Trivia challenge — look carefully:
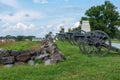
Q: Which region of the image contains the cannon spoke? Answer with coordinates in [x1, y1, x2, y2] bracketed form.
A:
[83, 30, 111, 57]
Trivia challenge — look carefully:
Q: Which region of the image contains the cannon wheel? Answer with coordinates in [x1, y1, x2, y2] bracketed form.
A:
[83, 30, 111, 57]
[71, 30, 86, 45]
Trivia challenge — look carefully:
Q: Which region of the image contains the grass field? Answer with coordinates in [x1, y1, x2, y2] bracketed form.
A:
[0, 41, 120, 80]
[112, 39, 120, 43]
[0, 41, 40, 51]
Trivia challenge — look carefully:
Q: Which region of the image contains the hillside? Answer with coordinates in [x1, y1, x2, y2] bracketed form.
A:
[0, 41, 120, 80]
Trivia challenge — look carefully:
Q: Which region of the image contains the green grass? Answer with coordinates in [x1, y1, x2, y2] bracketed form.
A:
[0, 41, 120, 80]
[0, 41, 40, 51]
[111, 39, 120, 43]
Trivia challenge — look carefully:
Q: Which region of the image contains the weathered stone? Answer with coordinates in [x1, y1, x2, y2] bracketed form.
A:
[35, 53, 49, 60]
[31, 56, 36, 60]
[4, 64, 14, 67]
[39, 39, 66, 65]
[0, 48, 9, 57]
[16, 55, 30, 62]
[50, 50, 65, 64]
[0, 38, 65, 66]
[28, 60, 34, 66]
[16, 50, 31, 62]
[0, 48, 6, 52]
[9, 50, 20, 56]
[45, 59, 51, 65]
[30, 50, 38, 56]
[40, 49, 47, 54]
[15, 62, 25, 65]
[1, 56, 15, 64]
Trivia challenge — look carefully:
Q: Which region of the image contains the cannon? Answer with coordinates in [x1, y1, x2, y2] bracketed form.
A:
[56, 30, 120, 57]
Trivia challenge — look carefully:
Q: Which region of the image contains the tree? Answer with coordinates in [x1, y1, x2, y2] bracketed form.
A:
[5, 35, 15, 39]
[25, 36, 36, 40]
[16, 36, 25, 41]
[45, 32, 52, 39]
[116, 30, 120, 40]
[80, 17, 89, 24]
[59, 26, 65, 33]
[85, 1, 120, 38]
[68, 28, 72, 32]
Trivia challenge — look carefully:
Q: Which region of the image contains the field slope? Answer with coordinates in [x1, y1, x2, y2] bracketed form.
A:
[0, 41, 120, 80]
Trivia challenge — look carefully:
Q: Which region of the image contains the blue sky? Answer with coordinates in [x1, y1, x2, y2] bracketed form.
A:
[0, 0, 120, 37]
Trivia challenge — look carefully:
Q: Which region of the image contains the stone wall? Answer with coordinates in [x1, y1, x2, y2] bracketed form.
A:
[0, 39, 65, 66]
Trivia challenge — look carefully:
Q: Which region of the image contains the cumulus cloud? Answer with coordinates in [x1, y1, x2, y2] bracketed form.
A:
[55, 21, 80, 33]
[56, 23, 64, 30]
[0, 10, 43, 23]
[33, 0, 48, 4]
[2, 22, 35, 32]
[56, 23, 69, 32]
[74, 21, 80, 28]
[0, 23, 51, 37]
[14, 23, 35, 30]
[47, 24, 53, 28]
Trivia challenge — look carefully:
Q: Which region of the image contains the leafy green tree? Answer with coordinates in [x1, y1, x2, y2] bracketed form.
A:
[16, 36, 25, 41]
[16, 35, 36, 41]
[85, 1, 120, 38]
[25, 36, 36, 40]
[80, 17, 89, 24]
[115, 29, 120, 40]
[5, 35, 15, 39]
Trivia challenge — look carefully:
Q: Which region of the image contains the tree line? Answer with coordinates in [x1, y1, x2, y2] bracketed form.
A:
[0, 35, 36, 41]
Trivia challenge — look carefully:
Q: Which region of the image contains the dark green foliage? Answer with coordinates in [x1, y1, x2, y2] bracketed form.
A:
[80, 17, 89, 24]
[0, 35, 36, 41]
[16, 35, 36, 41]
[116, 30, 120, 40]
[85, 1, 120, 38]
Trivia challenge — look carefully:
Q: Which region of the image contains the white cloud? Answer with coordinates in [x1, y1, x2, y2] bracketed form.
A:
[73, 21, 80, 28]
[47, 24, 53, 28]
[0, 22, 50, 37]
[55, 21, 80, 33]
[33, 0, 48, 4]
[0, 0, 20, 9]
[56, 23, 69, 32]
[15, 23, 35, 30]
[0, 10, 43, 23]
[2, 23, 36, 32]
[56, 23, 64, 30]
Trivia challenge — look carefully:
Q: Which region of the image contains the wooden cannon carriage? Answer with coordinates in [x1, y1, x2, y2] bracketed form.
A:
[56, 30, 120, 57]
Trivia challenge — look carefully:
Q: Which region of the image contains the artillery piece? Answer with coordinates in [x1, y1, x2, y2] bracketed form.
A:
[56, 30, 120, 57]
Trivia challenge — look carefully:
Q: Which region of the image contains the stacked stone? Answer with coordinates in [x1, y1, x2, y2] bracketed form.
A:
[0, 49, 37, 66]
[35, 39, 65, 65]
[0, 39, 65, 66]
